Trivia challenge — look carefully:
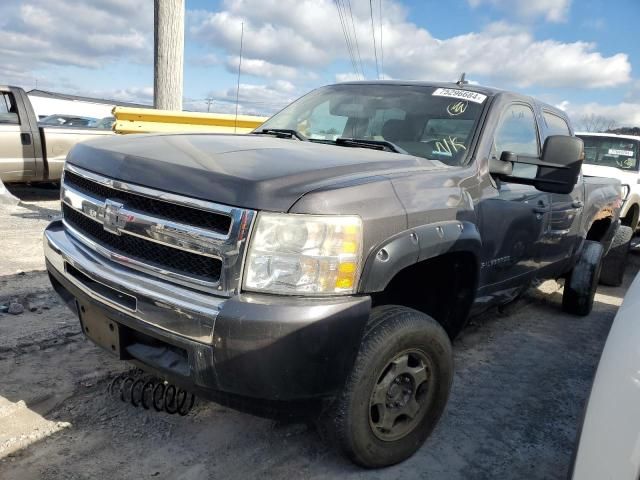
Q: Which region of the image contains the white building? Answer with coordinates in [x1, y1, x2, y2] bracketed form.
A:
[27, 89, 150, 120]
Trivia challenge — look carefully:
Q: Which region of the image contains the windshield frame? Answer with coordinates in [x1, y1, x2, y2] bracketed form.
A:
[256, 83, 491, 167]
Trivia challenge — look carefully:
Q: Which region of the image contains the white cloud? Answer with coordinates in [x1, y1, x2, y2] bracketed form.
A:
[184, 81, 299, 116]
[225, 56, 301, 79]
[95, 87, 154, 104]
[335, 73, 361, 82]
[468, 0, 572, 23]
[188, 53, 220, 67]
[558, 100, 640, 128]
[374, 20, 630, 88]
[189, 9, 332, 69]
[0, 0, 152, 85]
[190, 0, 630, 89]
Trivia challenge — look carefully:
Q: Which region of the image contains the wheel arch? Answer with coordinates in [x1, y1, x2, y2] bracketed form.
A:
[360, 221, 481, 338]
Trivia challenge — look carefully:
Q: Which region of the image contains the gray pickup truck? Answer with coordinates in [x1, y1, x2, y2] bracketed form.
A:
[44, 81, 625, 467]
[0, 86, 111, 183]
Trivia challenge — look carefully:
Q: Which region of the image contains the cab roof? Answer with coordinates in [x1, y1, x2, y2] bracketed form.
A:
[575, 132, 640, 142]
[336, 80, 507, 97]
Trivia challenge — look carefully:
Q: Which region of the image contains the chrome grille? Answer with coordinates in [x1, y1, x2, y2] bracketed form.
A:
[63, 205, 222, 282]
[64, 170, 232, 234]
[60, 164, 255, 295]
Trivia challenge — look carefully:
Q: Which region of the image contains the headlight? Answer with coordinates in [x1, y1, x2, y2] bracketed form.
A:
[621, 184, 630, 200]
[243, 213, 363, 295]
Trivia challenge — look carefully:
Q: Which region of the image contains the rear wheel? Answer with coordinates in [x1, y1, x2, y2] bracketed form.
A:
[321, 305, 453, 468]
[562, 240, 604, 316]
[600, 225, 633, 287]
[622, 205, 639, 231]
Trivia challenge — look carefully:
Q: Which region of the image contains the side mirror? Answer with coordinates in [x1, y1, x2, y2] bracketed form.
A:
[534, 136, 584, 193]
[490, 136, 584, 194]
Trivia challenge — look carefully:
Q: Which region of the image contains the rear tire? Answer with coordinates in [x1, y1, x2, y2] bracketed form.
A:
[321, 305, 453, 468]
[562, 240, 604, 316]
[600, 225, 633, 287]
[622, 205, 639, 231]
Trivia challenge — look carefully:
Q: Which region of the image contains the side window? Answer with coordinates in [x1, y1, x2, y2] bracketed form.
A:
[494, 104, 539, 157]
[543, 111, 570, 136]
[0, 93, 19, 124]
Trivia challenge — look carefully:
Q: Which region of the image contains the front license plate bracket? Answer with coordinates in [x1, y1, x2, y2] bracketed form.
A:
[77, 300, 123, 358]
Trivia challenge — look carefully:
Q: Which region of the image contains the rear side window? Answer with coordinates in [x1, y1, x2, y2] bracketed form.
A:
[543, 112, 570, 136]
[0, 92, 19, 124]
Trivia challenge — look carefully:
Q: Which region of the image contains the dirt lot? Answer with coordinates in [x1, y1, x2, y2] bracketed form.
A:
[0, 184, 636, 479]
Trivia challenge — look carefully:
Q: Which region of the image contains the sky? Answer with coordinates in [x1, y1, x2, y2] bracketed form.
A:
[0, 0, 638, 128]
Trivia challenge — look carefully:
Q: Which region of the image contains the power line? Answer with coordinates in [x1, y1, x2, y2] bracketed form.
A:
[336, 0, 359, 79]
[369, 0, 380, 80]
[379, 0, 384, 79]
[334, 0, 360, 79]
[346, 0, 365, 79]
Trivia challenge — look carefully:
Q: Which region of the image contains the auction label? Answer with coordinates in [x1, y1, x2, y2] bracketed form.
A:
[608, 149, 634, 156]
[433, 88, 487, 104]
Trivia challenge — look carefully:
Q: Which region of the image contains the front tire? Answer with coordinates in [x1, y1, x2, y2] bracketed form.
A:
[323, 305, 453, 468]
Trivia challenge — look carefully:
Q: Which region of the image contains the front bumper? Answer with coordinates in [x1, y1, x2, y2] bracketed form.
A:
[44, 220, 371, 402]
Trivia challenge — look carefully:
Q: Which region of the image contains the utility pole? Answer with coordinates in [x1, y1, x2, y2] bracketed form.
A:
[154, 0, 184, 110]
[205, 97, 214, 112]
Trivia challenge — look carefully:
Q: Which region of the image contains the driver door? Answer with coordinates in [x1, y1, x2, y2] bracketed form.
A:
[477, 103, 551, 289]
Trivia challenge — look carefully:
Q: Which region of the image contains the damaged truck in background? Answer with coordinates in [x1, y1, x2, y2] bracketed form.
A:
[43, 81, 626, 467]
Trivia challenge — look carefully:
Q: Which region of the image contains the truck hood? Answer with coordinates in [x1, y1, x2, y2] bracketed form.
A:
[66, 133, 446, 211]
[582, 164, 638, 187]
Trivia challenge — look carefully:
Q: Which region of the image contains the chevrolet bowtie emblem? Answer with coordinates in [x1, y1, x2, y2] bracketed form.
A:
[103, 199, 127, 235]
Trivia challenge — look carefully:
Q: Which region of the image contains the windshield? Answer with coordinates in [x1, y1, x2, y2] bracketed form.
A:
[579, 135, 639, 171]
[39, 115, 97, 127]
[258, 84, 487, 165]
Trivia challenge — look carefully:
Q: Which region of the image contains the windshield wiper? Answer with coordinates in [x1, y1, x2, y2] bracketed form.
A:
[251, 128, 307, 141]
[335, 138, 406, 154]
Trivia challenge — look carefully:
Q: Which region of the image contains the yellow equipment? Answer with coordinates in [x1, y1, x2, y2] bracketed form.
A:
[112, 107, 267, 134]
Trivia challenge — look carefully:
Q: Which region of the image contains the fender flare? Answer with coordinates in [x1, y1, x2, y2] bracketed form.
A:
[359, 220, 482, 293]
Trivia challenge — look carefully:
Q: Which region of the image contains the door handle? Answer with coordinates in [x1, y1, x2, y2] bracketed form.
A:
[533, 200, 549, 214]
[572, 200, 584, 209]
[20, 133, 31, 146]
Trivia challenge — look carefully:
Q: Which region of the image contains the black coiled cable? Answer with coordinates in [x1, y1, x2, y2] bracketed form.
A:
[108, 369, 196, 416]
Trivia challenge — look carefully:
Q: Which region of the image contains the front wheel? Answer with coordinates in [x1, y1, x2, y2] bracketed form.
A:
[321, 305, 453, 468]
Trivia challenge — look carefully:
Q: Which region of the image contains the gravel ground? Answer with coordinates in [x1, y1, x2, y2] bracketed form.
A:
[0, 184, 636, 479]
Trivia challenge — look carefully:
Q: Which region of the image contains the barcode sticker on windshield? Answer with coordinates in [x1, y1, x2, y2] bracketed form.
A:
[433, 88, 487, 104]
[608, 149, 634, 156]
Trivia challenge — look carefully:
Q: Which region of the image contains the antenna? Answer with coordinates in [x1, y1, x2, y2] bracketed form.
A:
[457, 73, 468, 86]
[234, 21, 244, 134]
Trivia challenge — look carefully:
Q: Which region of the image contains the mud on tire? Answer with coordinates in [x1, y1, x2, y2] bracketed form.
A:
[319, 305, 453, 468]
